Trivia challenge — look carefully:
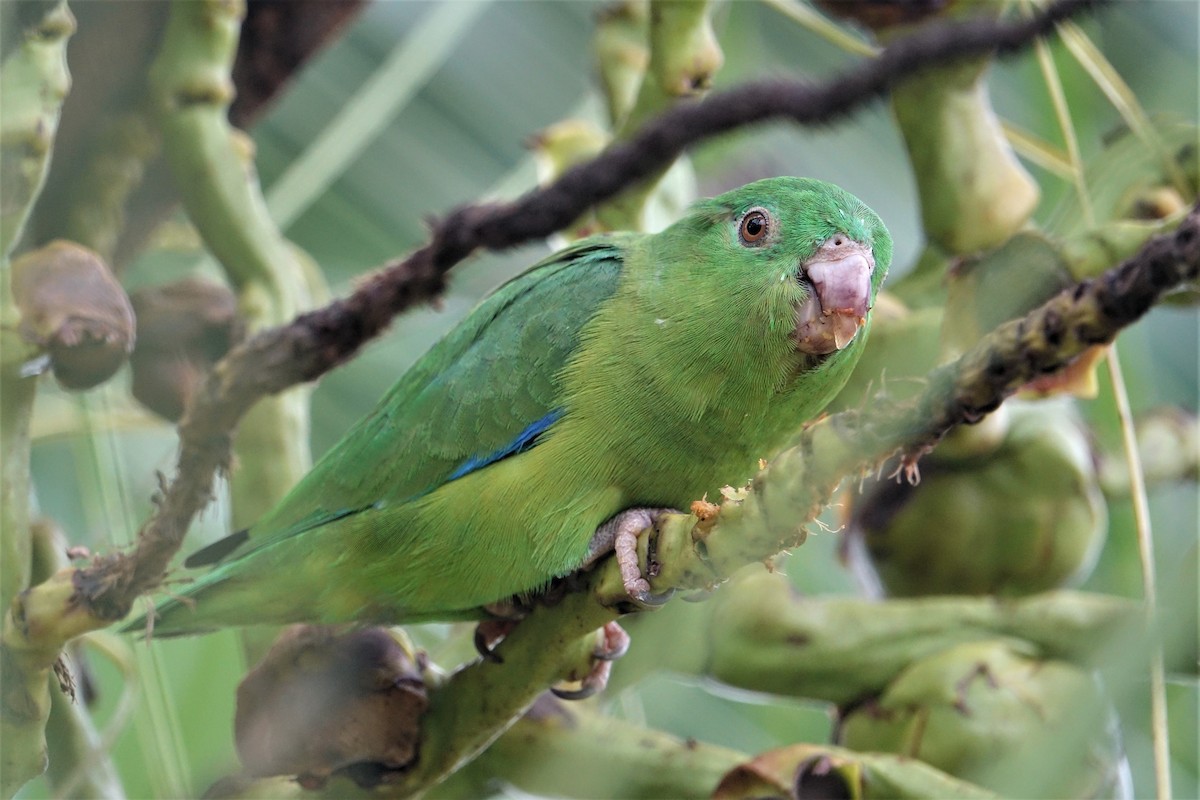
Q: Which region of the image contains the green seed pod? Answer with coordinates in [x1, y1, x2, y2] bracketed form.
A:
[837, 639, 1127, 799]
[1048, 120, 1198, 237]
[647, 0, 723, 98]
[128, 277, 243, 421]
[10, 240, 135, 390]
[594, 0, 649, 128]
[891, 40, 1039, 255]
[712, 741, 997, 799]
[845, 404, 1107, 597]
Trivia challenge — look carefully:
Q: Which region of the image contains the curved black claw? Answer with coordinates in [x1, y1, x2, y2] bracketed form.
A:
[627, 585, 675, 607]
[474, 619, 520, 663]
[473, 629, 502, 663]
[550, 672, 605, 701]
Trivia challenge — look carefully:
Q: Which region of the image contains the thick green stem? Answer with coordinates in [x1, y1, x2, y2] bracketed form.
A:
[59, 112, 160, 264]
[31, 521, 125, 799]
[0, 1, 74, 257]
[595, 0, 649, 129]
[0, 0, 75, 611]
[596, 0, 723, 232]
[148, 0, 320, 511]
[0, 7, 73, 796]
[891, 55, 1039, 257]
[706, 573, 1138, 706]
[0, 559, 99, 800]
[712, 742, 999, 799]
[431, 696, 746, 800]
[616, 0, 723, 137]
[147, 0, 324, 660]
[395, 590, 617, 796]
[531, 120, 610, 241]
[888, 49, 1040, 335]
[893, 54, 1040, 462]
[0, 513, 48, 798]
[0, 298, 37, 619]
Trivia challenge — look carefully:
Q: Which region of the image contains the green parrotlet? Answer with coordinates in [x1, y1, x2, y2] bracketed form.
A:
[131, 176, 891, 635]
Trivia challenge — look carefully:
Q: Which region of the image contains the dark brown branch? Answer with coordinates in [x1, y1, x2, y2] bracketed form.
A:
[874, 203, 1200, 454]
[77, 0, 1107, 618]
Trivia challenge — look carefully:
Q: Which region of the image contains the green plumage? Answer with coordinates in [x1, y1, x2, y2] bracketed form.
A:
[133, 177, 891, 635]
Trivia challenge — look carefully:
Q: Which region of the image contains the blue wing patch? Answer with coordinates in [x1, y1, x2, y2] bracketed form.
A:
[447, 408, 564, 482]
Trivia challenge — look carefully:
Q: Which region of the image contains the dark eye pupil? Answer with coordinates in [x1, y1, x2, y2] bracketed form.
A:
[738, 209, 772, 245]
[741, 211, 768, 244]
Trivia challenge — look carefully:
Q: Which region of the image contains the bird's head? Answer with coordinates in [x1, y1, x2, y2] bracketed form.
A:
[679, 177, 892, 359]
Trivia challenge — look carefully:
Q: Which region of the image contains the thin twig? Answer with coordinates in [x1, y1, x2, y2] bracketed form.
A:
[1105, 349, 1172, 800]
[872, 204, 1200, 453]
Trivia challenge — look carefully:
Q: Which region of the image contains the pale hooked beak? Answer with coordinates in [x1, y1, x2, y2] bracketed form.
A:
[793, 235, 875, 355]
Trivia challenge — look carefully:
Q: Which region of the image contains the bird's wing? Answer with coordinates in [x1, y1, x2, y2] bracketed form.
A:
[185, 236, 628, 568]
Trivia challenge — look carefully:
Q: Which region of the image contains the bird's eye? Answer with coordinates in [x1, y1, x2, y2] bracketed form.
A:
[738, 208, 771, 246]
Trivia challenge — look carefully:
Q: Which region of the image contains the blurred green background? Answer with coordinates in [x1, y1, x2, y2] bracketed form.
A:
[16, 1, 1197, 798]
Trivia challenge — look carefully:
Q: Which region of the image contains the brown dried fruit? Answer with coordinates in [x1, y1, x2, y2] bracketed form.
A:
[10, 240, 135, 390]
[129, 277, 244, 421]
[235, 625, 428, 788]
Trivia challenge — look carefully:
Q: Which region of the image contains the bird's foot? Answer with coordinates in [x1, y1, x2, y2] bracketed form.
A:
[470, 570, 610, 662]
[551, 621, 630, 700]
[584, 507, 677, 609]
